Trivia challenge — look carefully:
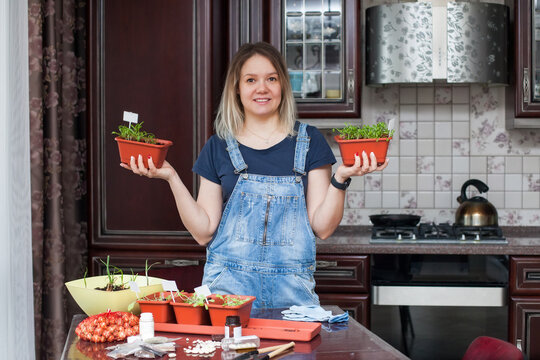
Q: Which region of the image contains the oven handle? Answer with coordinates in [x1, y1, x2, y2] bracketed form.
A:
[372, 286, 507, 307]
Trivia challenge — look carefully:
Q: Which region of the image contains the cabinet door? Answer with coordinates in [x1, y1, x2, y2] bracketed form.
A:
[509, 297, 540, 359]
[513, 0, 540, 117]
[88, 0, 216, 249]
[268, 0, 360, 118]
[510, 256, 540, 296]
[318, 293, 369, 327]
[90, 251, 206, 292]
[315, 255, 369, 293]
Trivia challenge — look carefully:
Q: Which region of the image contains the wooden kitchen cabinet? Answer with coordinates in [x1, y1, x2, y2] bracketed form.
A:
[506, 0, 540, 128]
[267, 0, 361, 118]
[87, 0, 224, 257]
[315, 254, 370, 326]
[509, 256, 540, 358]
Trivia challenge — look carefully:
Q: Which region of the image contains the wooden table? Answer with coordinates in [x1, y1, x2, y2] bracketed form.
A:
[61, 307, 409, 359]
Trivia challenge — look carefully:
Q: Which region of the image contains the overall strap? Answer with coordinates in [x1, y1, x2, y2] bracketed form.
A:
[225, 136, 248, 174]
[293, 122, 310, 176]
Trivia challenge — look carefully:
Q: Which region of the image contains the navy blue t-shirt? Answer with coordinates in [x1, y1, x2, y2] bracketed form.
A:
[192, 124, 336, 204]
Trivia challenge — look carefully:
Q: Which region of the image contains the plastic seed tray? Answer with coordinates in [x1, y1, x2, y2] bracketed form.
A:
[154, 317, 321, 342]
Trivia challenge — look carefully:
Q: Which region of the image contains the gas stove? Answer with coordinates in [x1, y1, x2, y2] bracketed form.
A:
[370, 223, 507, 244]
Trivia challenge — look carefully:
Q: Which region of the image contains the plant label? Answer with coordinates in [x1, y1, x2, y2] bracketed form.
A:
[129, 281, 140, 295]
[194, 284, 211, 297]
[162, 280, 178, 292]
[123, 111, 139, 125]
[162, 280, 178, 302]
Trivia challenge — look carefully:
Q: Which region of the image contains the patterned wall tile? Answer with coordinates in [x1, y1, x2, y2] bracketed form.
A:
[400, 121, 417, 139]
[400, 191, 417, 208]
[523, 174, 540, 192]
[487, 156, 505, 173]
[453, 139, 470, 156]
[435, 86, 452, 104]
[346, 191, 365, 208]
[417, 156, 435, 173]
[434, 174, 452, 191]
[364, 173, 382, 191]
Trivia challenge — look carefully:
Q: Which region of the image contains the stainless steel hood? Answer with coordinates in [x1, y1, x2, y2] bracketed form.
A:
[366, 1, 509, 85]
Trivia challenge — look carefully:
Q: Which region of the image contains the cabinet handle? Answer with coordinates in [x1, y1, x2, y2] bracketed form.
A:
[347, 69, 354, 104]
[316, 260, 338, 268]
[523, 68, 530, 104]
[526, 272, 540, 280]
[164, 259, 200, 267]
[516, 338, 522, 352]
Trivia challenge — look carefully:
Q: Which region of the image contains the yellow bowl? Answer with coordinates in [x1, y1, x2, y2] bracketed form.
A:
[65, 275, 164, 316]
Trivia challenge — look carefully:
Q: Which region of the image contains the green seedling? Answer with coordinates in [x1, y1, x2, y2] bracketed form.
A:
[129, 268, 138, 282]
[215, 294, 249, 307]
[83, 267, 88, 288]
[112, 121, 157, 144]
[333, 122, 395, 141]
[176, 291, 213, 309]
[99, 255, 117, 291]
[145, 259, 160, 286]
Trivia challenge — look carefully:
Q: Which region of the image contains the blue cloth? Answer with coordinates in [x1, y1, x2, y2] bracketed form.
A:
[193, 122, 336, 204]
[281, 305, 349, 323]
[202, 123, 320, 309]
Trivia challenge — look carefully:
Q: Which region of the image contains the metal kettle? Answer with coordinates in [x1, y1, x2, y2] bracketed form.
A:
[455, 179, 498, 226]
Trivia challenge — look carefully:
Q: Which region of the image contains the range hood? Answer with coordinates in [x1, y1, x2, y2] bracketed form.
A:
[366, 1, 509, 85]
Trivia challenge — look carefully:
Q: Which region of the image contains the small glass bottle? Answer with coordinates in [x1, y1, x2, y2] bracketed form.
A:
[224, 315, 241, 339]
[139, 312, 155, 340]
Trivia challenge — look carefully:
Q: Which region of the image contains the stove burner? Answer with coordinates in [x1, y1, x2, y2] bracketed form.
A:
[371, 222, 506, 244]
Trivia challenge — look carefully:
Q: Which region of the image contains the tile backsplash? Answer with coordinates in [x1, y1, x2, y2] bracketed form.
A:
[326, 85, 540, 226]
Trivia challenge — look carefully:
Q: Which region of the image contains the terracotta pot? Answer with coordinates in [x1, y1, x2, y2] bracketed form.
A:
[334, 135, 392, 166]
[170, 294, 211, 325]
[115, 137, 173, 168]
[137, 292, 176, 323]
[206, 295, 256, 327]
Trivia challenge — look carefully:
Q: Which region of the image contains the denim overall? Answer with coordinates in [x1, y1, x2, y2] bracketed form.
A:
[202, 123, 319, 309]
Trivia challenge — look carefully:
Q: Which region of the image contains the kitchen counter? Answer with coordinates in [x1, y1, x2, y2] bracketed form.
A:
[317, 226, 540, 255]
[61, 307, 409, 360]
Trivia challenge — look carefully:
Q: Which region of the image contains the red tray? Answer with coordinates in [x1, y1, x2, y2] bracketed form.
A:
[154, 317, 321, 342]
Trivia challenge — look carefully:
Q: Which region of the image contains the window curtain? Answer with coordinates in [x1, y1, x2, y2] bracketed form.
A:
[28, 0, 88, 359]
[1, 0, 35, 358]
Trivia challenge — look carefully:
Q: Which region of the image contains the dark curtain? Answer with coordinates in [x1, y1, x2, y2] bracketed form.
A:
[28, 0, 88, 359]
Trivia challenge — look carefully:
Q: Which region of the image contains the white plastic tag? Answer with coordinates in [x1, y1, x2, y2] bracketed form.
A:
[388, 118, 395, 132]
[129, 281, 140, 295]
[162, 280, 178, 303]
[123, 111, 139, 125]
[194, 284, 211, 297]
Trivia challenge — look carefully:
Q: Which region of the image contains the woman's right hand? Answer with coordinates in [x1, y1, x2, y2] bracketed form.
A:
[120, 154, 176, 182]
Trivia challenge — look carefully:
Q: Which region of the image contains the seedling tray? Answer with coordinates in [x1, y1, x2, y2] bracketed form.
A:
[154, 317, 321, 342]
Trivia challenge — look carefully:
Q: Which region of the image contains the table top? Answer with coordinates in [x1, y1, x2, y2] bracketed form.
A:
[61, 307, 408, 360]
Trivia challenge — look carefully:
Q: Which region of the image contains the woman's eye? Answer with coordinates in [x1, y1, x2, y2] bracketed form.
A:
[268, 76, 278, 82]
[246, 78, 255, 83]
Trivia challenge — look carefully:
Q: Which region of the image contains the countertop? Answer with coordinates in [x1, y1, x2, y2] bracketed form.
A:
[61, 307, 409, 360]
[317, 226, 540, 255]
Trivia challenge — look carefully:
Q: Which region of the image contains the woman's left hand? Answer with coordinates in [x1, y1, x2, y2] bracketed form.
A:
[334, 151, 388, 182]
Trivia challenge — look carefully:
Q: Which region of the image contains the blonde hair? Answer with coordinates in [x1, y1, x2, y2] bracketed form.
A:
[214, 42, 297, 139]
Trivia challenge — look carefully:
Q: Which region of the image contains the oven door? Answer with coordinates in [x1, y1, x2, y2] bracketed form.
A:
[372, 254, 508, 306]
[370, 255, 509, 359]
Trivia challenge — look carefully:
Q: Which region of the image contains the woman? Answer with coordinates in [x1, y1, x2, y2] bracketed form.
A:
[122, 42, 387, 309]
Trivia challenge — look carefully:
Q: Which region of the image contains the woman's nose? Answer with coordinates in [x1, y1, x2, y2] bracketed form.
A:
[255, 80, 268, 92]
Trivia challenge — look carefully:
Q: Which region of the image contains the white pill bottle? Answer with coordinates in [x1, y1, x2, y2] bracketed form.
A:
[139, 312, 155, 339]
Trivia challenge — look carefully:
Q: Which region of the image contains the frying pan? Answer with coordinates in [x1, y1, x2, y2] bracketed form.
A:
[369, 214, 421, 227]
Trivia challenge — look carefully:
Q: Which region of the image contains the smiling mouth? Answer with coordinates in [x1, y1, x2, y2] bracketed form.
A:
[254, 98, 271, 103]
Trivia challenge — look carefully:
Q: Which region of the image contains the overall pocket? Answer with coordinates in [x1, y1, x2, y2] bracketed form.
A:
[233, 191, 266, 244]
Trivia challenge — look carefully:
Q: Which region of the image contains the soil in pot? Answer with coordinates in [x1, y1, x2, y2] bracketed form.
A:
[136, 292, 176, 323]
[206, 295, 256, 327]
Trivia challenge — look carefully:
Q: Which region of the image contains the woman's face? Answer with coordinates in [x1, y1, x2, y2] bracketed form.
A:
[238, 54, 282, 120]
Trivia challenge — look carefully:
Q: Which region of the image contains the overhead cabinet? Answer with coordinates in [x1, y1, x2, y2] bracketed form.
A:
[268, 0, 361, 118]
[507, 0, 540, 128]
